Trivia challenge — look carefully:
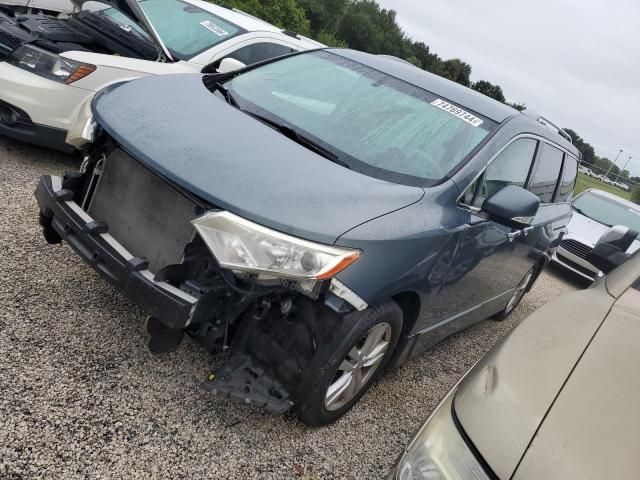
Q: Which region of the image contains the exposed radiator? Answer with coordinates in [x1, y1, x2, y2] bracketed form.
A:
[88, 149, 200, 273]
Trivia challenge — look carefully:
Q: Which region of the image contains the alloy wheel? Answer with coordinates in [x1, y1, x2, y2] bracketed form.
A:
[324, 322, 392, 411]
[505, 269, 534, 314]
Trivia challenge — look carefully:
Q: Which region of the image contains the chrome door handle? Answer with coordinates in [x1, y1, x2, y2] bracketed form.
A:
[507, 231, 521, 241]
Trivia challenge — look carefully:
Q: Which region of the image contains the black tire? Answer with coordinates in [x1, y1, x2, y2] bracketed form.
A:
[296, 301, 403, 426]
[492, 264, 539, 321]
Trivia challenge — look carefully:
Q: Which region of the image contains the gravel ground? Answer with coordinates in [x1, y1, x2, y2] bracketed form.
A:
[0, 136, 584, 479]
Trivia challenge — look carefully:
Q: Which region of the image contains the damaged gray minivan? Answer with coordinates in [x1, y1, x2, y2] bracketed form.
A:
[35, 48, 580, 425]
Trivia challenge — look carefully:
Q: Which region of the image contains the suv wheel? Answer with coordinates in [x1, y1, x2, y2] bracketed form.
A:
[296, 301, 403, 426]
[492, 265, 537, 321]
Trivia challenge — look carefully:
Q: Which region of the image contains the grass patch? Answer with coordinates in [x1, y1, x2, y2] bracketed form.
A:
[574, 173, 631, 200]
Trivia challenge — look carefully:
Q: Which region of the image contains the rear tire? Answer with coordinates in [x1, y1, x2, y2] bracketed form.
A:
[492, 264, 538, 321]
[296, 301, 403, 426]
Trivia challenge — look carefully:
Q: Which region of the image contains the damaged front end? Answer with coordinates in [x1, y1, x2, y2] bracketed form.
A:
[35, 141, 367, 414]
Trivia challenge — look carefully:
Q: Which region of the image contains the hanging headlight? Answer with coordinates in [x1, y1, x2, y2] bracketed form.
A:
[8, 45, 96, 84]
[192, 211, 360, 280]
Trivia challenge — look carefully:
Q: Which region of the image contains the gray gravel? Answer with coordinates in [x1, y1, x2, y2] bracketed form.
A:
[0, 136, 583, 479]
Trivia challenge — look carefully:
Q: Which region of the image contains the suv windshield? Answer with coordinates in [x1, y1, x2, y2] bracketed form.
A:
[573, 191, 640, 230]
[225, 51, 493, 186]
[103, 0, 244, 60]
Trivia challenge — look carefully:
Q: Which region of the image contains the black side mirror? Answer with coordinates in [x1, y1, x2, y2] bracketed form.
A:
[586, 226, 638, 274]
[481, 185, 540, 229]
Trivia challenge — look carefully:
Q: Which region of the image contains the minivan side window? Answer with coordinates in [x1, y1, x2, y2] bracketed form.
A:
[529, 144, 563, 203]
[559, 156, 578, 200]
[464, 138, 538, 208]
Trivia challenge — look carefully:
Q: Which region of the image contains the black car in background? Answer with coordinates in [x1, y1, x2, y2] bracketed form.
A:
[36, 49, 580, 425]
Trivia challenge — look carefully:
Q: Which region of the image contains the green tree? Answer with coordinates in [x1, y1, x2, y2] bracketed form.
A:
[315, 30, 348, 47]
[298, 0, 348, 36]
[506, 101, 526, 111]
[440, 58, 471, 86]
[564, 128, 596, 165]
[211, 0, 310, 34]
[471, 80, 505, 102]
[335, 1, 412, 58]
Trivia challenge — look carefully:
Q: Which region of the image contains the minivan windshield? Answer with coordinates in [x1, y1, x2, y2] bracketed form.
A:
[225, 51, 493, 185]
[573, 191, 640, 230]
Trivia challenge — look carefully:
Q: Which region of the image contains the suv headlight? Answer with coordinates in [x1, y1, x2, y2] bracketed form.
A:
[192, 211, 360, 280]
[8, 45, 95, 84]
[394, 391, 489, 480]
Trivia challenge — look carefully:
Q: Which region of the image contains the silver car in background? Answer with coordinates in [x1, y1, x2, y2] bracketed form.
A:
[552, 188, 640, 280]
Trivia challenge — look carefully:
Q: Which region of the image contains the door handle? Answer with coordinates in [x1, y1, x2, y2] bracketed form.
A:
[507, 231, 522, 241]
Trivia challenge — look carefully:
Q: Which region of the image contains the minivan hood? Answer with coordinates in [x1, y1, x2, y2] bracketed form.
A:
[92, 74, 424, 245]
[453, 280, 615, 479]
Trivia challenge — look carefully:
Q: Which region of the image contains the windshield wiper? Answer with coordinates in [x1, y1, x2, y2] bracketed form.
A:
[243, 111, 350, 169]
[213, 82, 239, 107]
[572, 206, 586, 216]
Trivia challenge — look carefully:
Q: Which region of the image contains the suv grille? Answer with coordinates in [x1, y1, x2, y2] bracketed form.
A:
[88, 149, 201, 273]
[560, 239, 593, 259]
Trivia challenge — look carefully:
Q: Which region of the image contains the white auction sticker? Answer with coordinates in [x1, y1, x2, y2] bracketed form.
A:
[431, 99, 483, 127]
[200, 21, 229, 37]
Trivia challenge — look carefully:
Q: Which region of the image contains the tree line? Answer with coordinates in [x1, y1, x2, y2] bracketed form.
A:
[211, 0, 624, 184]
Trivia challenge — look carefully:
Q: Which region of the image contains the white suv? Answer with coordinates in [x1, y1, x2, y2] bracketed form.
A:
[0, 0, 323, 152]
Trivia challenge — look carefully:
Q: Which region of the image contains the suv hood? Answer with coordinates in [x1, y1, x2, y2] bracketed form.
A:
[453, 280, 616, 479]
[1, 0, 73, 12]
[1, 0, 172, 60]
[70, 0, 172, 61]
[92, 74, 424, 245]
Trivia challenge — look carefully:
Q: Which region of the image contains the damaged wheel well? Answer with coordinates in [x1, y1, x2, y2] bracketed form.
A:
[392, 291, 421, 335]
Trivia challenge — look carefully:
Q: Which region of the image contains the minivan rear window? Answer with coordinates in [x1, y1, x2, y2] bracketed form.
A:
[226, 51, 494, 186]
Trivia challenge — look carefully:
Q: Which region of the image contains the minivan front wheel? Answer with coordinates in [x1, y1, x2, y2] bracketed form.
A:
[296, 301, 402, 426]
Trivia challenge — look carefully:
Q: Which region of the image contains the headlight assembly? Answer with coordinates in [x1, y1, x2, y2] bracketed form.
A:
[394, 391, 489, 480]
[192, 210, 360, 281]
[8, 45, 96, 84]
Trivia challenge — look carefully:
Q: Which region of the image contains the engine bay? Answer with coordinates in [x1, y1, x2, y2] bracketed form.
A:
[0, 6, 158, 60]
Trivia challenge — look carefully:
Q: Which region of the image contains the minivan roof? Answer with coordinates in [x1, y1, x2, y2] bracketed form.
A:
[332, 49, 520, 124]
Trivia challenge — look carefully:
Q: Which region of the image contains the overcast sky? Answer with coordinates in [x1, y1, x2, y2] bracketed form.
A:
[378, 0, 640, 175]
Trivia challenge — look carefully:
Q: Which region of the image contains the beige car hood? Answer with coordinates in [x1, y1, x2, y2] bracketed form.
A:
[513, 286, 640, 479]
[454, 280, 615, 479]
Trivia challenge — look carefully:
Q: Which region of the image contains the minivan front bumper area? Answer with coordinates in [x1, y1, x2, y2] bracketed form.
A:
[35, 175, 198, 329]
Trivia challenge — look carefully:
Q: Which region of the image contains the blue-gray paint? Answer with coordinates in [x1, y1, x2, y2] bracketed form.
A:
[90, 49, 578, 347]
[92, 74, 424, 245]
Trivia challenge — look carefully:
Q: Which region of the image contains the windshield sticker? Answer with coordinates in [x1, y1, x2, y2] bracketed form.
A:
[431, 99, 483, 127]
[200, 21, 229, 37]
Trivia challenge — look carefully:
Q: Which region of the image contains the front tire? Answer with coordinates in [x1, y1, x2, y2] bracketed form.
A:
[296, 301, 403, 426]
